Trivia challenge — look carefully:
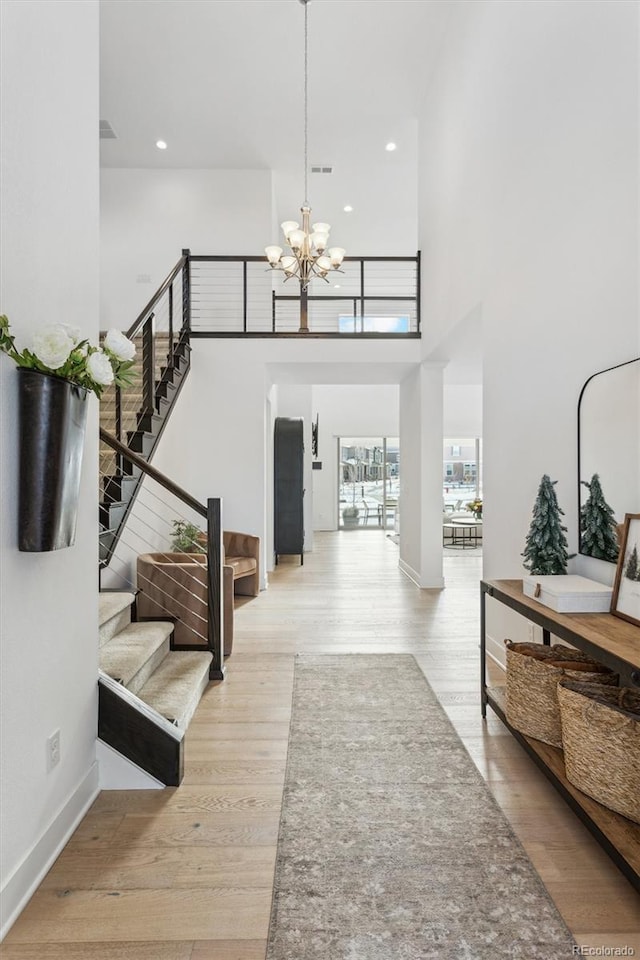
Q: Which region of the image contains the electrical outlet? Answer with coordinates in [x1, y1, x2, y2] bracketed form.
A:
[47, 730, 60, 771]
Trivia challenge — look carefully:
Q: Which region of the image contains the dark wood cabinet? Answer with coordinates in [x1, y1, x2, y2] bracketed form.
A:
[274, 417, 304, 565]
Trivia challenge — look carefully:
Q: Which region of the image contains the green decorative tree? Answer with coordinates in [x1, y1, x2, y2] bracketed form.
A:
[579, 473, 619, 562]
[522, 474, 573, 575]
[625, 544, 639, 581]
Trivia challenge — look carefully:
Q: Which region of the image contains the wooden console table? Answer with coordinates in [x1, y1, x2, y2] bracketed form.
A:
[481, 578, 640, 891]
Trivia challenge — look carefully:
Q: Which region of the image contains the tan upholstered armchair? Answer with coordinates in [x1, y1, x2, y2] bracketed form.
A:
[136, 552, 208, 646]
[223, 530, 260, 655]
[136, 531, 260, 658]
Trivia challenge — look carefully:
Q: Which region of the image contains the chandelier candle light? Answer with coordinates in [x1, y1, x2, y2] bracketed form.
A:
[265, 0, 345, 332]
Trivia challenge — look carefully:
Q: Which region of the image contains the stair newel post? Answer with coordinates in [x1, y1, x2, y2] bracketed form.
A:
[142, 313, 155, 416]
[206, 497, 225, 680]
[168, 282, 174, 363]
[416, 249, 421, 334]
[114, 383, 123, 473]
[181, 248, 191, 333]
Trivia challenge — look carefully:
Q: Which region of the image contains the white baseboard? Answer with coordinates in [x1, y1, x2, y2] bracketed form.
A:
[97, 740, 164, 790]
[398, 559, 445, 590]
[1, 761, 99, 941]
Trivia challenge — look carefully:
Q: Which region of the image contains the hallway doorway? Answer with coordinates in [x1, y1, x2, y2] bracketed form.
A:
[338, 436, 399, 530]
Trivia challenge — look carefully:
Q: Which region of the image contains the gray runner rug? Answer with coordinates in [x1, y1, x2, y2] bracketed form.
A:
[266, 654, 576, 960]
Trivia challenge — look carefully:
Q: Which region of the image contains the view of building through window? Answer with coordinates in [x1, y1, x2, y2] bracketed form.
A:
[338, 316, 410, 334]
[443, 438, 482, 511]
[339, 437, 400, 529]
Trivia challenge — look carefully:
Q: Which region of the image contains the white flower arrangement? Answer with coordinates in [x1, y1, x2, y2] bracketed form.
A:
[0, 315, 136, 398]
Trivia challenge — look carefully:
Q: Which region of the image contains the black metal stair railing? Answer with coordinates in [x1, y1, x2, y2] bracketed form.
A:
[99, 252, 192, 564]
[99, 428, 224, 681]
[187, 251, 421, 336]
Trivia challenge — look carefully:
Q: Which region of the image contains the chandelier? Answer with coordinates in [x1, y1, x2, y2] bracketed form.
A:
[265, 0, 345, 294]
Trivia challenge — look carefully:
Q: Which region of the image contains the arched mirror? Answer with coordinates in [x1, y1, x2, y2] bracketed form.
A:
[578, 356, 640, 561]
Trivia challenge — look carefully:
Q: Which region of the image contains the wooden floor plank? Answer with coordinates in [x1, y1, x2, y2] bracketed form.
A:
[186, 722, 290, 741]
[110, 814, 280, 849]
[183, 739, 289, 761]
[90, 784, 283, 816]
[0, 944, 195, 960]
[6, 888, 272, 942]
[41, 845, 277, 890]
[180, 761, 286, 786]
[190, 942, 267, 960]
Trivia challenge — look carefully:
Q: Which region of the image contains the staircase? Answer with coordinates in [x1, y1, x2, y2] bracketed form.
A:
[98, 591, 212, 785]
[99, 329, 191, 565]
[97, 254, 223, 787]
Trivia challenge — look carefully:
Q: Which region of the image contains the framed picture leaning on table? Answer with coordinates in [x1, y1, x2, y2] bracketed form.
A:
[611, 513, 640, 627]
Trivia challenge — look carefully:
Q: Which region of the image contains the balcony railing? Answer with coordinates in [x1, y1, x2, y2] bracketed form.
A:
[187, 252, 420, 336]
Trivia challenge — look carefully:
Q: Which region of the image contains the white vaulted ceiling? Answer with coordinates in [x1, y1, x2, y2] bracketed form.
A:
[100, 0, 452, 251]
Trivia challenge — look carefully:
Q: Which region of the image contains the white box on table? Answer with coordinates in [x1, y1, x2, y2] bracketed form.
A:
[522, 575, 612, 613]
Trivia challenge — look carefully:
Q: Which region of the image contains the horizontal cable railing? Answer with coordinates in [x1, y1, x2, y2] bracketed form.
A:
[188, 252, 420, 336]
[99, 429, 224, 679]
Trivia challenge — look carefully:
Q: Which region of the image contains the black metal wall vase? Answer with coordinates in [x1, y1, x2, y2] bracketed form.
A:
[18, 367, 89, 551]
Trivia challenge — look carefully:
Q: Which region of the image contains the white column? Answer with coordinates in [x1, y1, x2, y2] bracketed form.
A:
[399, 362, 445, 588]
[419, 363, 445, 589]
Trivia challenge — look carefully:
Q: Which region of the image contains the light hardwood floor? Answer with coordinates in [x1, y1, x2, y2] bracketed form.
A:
[3, 531, 640, 958]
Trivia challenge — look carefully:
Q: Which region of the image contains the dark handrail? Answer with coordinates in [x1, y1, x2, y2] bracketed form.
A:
[126, 256, 187, 340]
[100, 427, 223, 678]
[188, 254, 418, 262]
[100, 427, 206, 519]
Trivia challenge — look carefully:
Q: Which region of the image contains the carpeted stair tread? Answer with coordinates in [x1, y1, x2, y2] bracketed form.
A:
[100, 620, 174, 693]
[99, 591, 135, 646]
[137, 651, 212, 730]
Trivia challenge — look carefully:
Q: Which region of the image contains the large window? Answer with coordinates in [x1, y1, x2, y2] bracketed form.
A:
[443, 438, 482, 509]
[338, 316, 409, 334]
[339, 437, 400, 529]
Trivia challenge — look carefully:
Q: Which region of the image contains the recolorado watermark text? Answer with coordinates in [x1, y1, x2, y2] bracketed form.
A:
[573, 948, 636, 957]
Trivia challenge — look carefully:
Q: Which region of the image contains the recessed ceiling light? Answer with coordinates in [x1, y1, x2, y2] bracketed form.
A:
[156, 140, 167, 150]
[343, 205, 353, 213]
[385, 142, 397, 152]
[334, 284, 341, 289]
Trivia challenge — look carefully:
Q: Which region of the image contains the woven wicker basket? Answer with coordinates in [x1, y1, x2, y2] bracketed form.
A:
[558, 679, 640, 824]
[504, 641, 618, 747]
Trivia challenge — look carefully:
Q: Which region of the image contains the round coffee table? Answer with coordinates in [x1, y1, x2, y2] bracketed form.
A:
[444, 518, 483, 549]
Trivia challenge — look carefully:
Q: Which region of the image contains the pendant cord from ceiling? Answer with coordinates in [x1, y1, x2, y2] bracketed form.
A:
[303, 0, 309, 208]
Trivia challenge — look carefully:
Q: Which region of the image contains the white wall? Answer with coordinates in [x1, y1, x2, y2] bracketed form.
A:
[311, 385, 400, 530]
[419, 0, 639, 644]
[150, 342, 269, 582]
[444, 385, 482, 438]
[0, 0, 100, 936]
[100, 168, 273, 329]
